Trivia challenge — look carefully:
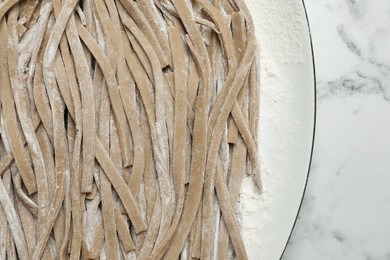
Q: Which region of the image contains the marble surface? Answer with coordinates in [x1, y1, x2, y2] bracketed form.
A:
[282, 0, 390, 259]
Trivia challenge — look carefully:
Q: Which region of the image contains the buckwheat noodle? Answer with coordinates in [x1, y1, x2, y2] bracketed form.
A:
[0, 0, 261, 259]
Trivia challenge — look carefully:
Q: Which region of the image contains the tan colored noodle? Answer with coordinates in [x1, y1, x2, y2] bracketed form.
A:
[0, 0, 260, 259]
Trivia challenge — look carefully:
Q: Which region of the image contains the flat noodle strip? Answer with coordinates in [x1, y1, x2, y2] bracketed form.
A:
[0, 19, 37, 195]
[63, 7, 96, 195]
[25, 2, 52, 111]
[37, 120, 56, 201]
[33, 61, 54, 140]
[8, 6, 51, 251]
[150, 26, 187, 259]
[0, 176, 29, 260]
[121, 33, 145, 196]
[248, 58, 260, 176]
[0, 0, 261, 258]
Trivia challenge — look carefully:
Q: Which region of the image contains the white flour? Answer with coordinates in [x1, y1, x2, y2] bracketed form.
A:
[240, 0, 309, 258]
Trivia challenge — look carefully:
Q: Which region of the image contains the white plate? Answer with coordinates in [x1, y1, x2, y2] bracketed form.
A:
[240, 1, 315, 259]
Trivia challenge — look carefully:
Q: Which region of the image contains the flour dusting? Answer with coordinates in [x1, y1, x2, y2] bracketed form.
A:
[240, 0, 309, 258]
[248, 0, 309, 64]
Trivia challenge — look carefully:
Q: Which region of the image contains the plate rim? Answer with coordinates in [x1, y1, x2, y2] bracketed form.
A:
[279, 0, 317, 259]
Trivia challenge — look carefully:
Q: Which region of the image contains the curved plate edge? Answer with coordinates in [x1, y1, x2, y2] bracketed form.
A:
[279, 0, 317, 259]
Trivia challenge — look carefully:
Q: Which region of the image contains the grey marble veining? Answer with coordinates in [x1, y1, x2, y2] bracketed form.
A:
[282, 0, 390, 259]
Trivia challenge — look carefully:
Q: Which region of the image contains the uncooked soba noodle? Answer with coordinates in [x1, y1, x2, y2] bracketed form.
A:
[0, 0, 260, 259]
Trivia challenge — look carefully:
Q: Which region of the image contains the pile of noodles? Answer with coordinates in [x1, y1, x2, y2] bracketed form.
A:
[0, 0, 260, 259]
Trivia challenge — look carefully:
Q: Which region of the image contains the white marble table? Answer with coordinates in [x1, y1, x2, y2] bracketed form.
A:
[282, 0, 390, 259]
